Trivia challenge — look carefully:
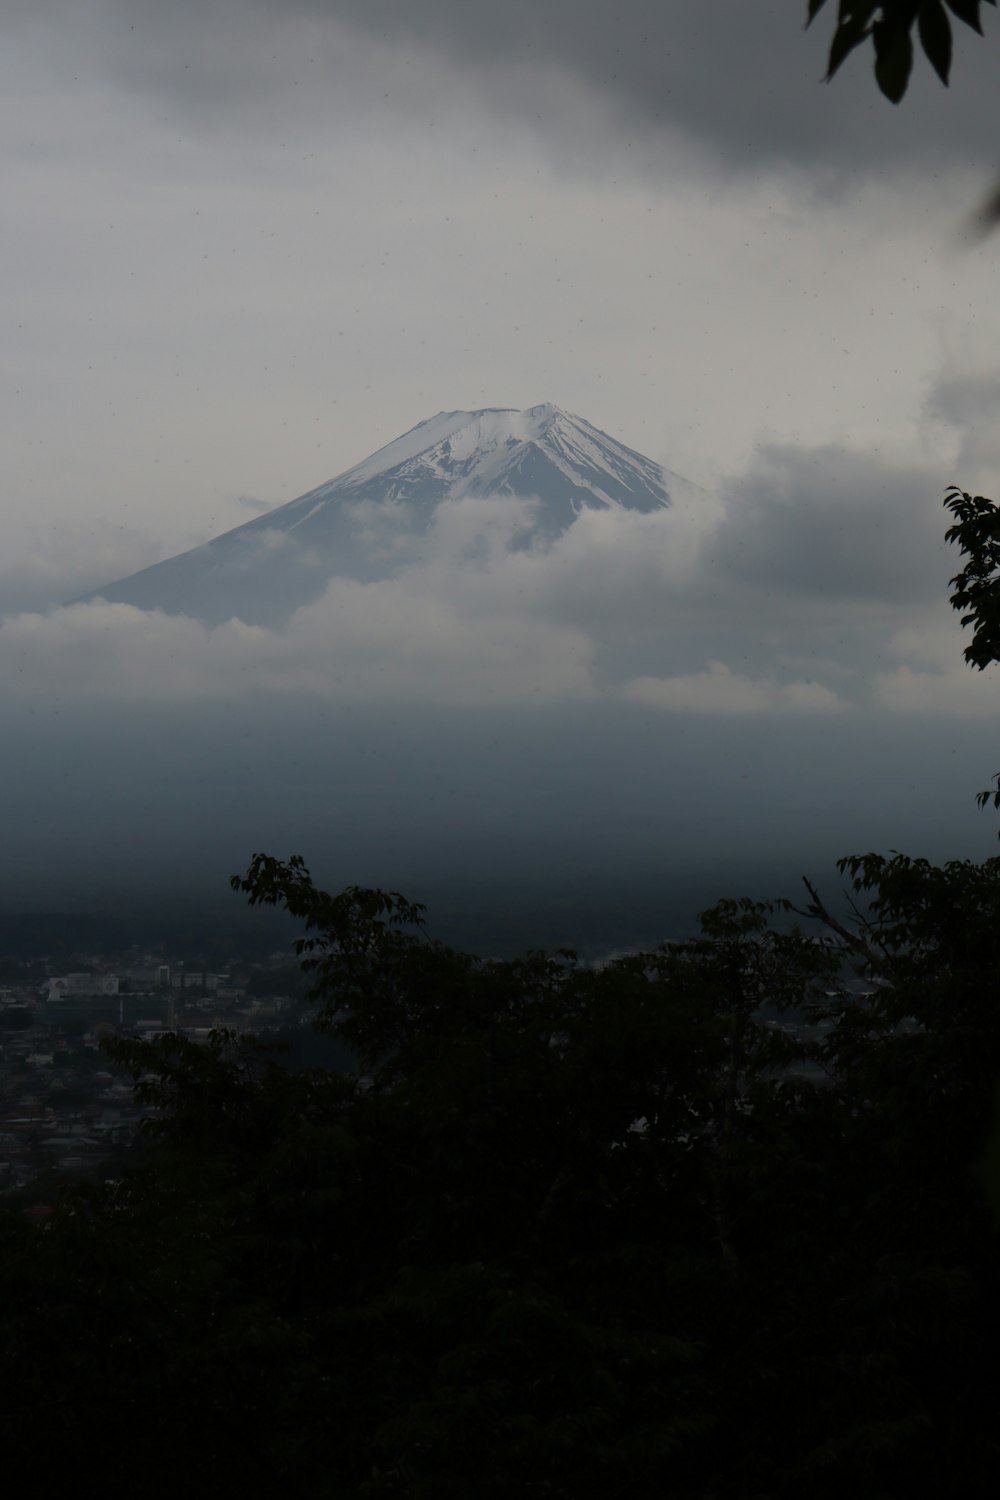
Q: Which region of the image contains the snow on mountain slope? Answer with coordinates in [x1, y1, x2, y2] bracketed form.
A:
[313, 403, 671, 511]
[75, 405, 701, 627]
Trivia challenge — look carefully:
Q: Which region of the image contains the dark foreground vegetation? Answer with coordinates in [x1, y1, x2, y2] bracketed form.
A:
[1, 845, 999, 1499]
[3, 489, 1000, 1496]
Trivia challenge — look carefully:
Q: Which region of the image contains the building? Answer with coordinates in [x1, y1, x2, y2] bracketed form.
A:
[46, 974, 119, 1000]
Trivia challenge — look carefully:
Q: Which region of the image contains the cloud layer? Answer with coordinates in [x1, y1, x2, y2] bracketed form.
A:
[0, 450, 978, 718]
[20, 0, 1000, 179]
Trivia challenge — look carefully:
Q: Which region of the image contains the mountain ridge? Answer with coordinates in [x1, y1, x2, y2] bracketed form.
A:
[75, 404, 699, 627]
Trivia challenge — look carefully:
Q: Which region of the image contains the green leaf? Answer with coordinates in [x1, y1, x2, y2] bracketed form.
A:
[945, 0, 985, 32]
[873, 17, 915, 101]
[919, 0, 954, 82]
[826, 10, 877, 79]
[837, 1, 879, 23]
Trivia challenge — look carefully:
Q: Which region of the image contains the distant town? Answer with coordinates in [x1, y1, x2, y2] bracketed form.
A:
[0, 939, 312, 1201]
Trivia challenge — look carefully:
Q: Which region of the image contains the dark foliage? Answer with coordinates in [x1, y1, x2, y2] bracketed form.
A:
[944, 487, 1000, 818]
[807, 0, 995, 102]
[2, 852, 998, 1497]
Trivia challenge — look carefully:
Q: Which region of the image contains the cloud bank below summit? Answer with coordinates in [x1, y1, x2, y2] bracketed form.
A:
[0, 444, 974, 717]
[2, 427, 996, 920]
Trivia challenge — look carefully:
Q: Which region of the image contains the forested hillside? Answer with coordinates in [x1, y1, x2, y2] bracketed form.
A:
[2, 836, 999, 1497]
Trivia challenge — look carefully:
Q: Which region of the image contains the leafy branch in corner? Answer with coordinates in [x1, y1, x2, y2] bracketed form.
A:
[807, 1, 996, 103]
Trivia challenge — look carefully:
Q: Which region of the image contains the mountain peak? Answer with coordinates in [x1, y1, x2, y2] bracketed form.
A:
[315, 404, 673, 514]
[76, 405, 700, 627]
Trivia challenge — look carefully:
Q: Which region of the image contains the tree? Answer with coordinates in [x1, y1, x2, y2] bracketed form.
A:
[944, 486, 1000, 669]
[807, 1, 996, 102]
[940, 486, 1000, 816]
[3, 851, 997, 1496]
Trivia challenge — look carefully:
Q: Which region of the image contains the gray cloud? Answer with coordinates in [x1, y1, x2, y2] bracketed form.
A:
[10, 0, 999, 184]
[0, 519, 168, 616]
[707, 445, 952, 605]
[623, 662, 845, 717]
[0, 445, 969, 717]
[1, 433, 996, 924]
[925, 369, 1000, 492]
[324, 0, 1000, 177]
[232, 493, 277, 514]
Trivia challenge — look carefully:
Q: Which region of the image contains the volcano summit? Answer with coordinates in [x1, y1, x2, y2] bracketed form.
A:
[79, 404, 698, 627]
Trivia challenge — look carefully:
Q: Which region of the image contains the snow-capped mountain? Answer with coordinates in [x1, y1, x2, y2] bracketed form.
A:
[76, 404, 698, 627]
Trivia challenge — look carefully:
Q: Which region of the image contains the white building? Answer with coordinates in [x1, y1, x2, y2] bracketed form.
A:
[47, 973, 119, 1000]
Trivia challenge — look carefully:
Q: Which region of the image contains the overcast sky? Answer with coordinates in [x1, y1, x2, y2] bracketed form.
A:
[3, 1, 1000, 927]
